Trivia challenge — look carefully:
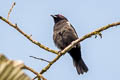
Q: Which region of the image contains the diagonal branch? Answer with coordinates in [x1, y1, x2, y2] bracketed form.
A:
[0, 16, 58, 55]
[23, 65, 47, 80]
[33, 22, 120, 80]
[60, 22, 120, 55]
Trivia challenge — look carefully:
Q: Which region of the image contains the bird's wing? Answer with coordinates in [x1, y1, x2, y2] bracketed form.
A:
[62, 23, 79, 46]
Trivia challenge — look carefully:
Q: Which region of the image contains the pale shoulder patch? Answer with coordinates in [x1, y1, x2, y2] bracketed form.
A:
[66, 21, 71, 26]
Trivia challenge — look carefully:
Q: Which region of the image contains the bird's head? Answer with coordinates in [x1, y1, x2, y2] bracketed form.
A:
[51, 14, 68, 23]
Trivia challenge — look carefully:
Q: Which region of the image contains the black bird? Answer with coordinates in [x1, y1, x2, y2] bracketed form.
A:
[51, 14, 88, 74]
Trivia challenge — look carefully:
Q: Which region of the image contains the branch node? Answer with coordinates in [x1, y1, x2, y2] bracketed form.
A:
[15, 23, 17, 26]
[30, 34, 32, 37]
[24, 65, 47, 80]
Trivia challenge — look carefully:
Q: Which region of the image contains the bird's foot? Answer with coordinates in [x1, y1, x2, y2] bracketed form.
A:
[95, 32, 102, 38]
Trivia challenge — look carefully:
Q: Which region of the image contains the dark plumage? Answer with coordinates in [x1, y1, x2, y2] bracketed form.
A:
[51, 14, 88, 74]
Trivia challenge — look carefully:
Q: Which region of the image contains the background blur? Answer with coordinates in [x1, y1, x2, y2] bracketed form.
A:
[0, 0, 120, 80]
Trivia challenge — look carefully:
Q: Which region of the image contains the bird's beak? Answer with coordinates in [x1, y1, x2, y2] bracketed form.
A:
[50, 15, 57, 18]
[50, 15, 54, 17]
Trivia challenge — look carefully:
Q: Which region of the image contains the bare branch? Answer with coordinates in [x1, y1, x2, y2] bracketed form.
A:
[30, 56, 50, 63]
[23, 65, 47, 80]
[7, 2, 16, 20]
[33, 21, 120, 80]
[1, 15, 120, 80]
[0, 16, 58, 55]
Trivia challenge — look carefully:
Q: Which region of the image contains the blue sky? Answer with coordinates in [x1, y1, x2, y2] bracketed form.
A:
[0, 0, 120, 80]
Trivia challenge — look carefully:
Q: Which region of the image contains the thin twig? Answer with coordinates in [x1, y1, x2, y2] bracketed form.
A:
[33, 21, 120, 80]
[30, 56, 50, 63]
[23, 65, 47, 80]
[33, 53, 62, 80]
[0, 16, 58, 55]
[7, 2, 16, 20]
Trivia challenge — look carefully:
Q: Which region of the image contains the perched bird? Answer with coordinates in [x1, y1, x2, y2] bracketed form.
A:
[51, 14, 88, 74]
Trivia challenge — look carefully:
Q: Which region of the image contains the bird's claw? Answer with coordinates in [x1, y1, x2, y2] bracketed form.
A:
[95, 32, 102, 38]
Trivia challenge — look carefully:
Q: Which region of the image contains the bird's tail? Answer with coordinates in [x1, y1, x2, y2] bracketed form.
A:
[73, 58, 88, 74]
